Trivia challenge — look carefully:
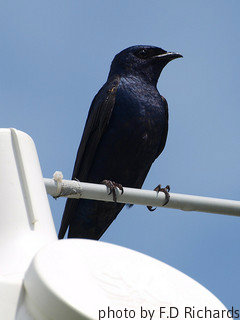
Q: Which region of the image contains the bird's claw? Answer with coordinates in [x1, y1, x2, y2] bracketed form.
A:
[147, 184, 170, 211]
[102, 180, 124, 202]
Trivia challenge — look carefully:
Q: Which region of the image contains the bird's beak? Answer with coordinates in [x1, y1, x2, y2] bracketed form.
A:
[156, 52, 183, 60]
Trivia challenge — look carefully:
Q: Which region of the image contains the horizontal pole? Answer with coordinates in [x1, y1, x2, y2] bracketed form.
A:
[44, 176, 240, 217]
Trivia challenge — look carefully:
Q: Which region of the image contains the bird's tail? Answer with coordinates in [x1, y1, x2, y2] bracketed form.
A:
[58, 198, 78, 239]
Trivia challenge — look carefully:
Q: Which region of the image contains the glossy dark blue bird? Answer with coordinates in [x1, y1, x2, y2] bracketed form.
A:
[58, 45, 182, 240]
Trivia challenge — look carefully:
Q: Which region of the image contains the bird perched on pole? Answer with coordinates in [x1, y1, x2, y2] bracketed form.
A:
[58, 45, 182, 240]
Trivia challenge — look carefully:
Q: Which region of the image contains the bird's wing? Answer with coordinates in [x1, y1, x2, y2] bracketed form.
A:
[155, 95, 169, 158]
[72, 76, 120, 181]
[58, 76, 120, 239]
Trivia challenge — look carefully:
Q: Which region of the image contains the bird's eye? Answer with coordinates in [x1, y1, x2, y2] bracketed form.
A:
[135, 49, 148, 59]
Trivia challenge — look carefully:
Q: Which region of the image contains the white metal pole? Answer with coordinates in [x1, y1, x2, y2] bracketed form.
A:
[44, 175, 240, 217]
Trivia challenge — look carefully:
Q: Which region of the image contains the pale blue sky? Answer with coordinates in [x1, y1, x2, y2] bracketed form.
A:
[1, 0, 240, 308]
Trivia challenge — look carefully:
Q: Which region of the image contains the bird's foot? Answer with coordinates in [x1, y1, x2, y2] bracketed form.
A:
[147, 184, 170, 211]
[102, 180, 124, 202]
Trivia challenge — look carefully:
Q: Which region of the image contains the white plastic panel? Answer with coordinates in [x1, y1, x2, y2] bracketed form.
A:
[0, 128, 57, 275]
[24, 239, 229, 320]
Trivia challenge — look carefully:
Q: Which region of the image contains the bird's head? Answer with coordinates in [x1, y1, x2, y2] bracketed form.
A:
[108, 45, 182, 86]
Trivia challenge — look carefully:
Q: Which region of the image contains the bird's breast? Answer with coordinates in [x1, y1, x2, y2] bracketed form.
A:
[111, 78, 167, 149]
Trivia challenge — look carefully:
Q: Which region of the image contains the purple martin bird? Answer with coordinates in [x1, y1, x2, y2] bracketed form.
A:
[58, 45, 182, 240]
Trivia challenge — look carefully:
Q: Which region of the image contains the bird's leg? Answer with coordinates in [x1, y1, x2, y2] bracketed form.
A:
[102, 180, 124, 202]
[147, 184, 170, 211]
